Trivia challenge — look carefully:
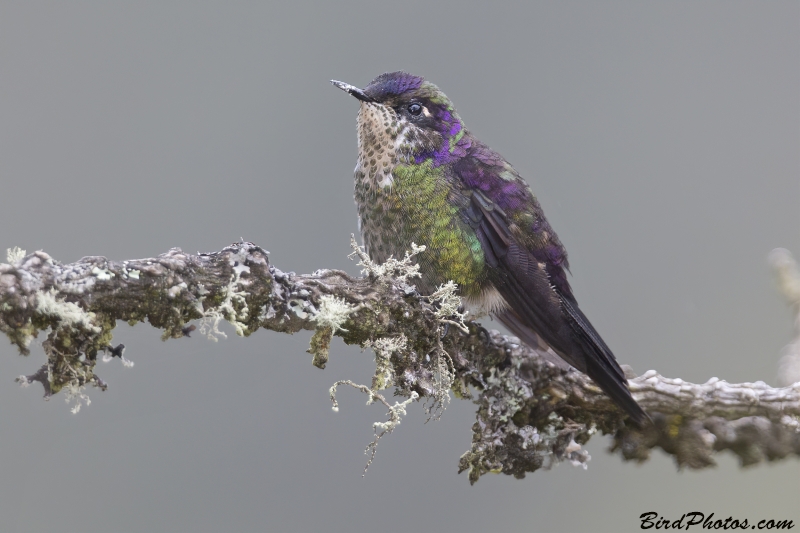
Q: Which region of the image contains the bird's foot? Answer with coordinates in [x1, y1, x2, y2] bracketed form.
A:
[472, 322, 495, 347]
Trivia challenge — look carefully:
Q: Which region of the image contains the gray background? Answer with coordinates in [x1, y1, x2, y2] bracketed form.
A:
[0, 2, 798, 532]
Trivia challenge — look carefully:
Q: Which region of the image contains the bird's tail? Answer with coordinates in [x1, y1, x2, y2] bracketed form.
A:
[497, 307, 650, 427]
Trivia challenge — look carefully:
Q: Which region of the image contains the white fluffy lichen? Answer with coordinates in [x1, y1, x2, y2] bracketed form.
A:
[315, 295, 357, 334]
[63, 380, 91, 414]
[417, 281, 466, 418]
[198, 310, 227, 341]
[366, 391, 419, 474]
[428, 280, 468, 334]
[372, 392, 417, 433]
[427, 342, 456, 421]
[6, 246, 26, 264]
[307, 295, 358, 369]
[198, 273, 249, 341]
[363, 334, 407, 391]
[195, 250, 256, 341]
[36, 289, 100, 333]
[319, 240, 463, 470]
[329, 378, 419, 475]
[349, 235, 425, 288]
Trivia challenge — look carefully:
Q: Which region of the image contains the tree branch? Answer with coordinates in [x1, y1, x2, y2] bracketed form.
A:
[1, 242, 798, 483]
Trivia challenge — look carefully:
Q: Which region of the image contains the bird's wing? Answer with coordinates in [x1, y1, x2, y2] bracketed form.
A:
[455, 144, 648, 425]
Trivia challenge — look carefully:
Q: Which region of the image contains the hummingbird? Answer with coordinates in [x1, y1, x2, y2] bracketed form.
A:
[332, 72, 649, 426]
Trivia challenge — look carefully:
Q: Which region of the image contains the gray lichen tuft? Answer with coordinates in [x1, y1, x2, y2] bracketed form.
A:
[1, 242, 275, 407]
[0, 241, 798, 482]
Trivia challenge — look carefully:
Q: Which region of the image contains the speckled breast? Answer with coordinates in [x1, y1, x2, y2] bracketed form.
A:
[354, 163, 488, 299]
[352, 101, 491, 298]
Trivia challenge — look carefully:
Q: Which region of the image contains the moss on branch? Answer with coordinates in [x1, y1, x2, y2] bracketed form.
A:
[1, 241, 798, 482]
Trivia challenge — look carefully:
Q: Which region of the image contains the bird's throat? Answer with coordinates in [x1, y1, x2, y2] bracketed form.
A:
[356, 102, 405, 189]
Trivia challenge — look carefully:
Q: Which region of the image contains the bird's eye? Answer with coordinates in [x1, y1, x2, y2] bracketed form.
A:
[407, 103, 423, 116]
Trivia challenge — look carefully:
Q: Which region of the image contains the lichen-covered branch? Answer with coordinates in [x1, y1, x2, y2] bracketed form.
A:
[1, 242, 798, 483]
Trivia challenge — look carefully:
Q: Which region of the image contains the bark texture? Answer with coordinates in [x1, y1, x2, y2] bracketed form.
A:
[1, 242, 798, 483]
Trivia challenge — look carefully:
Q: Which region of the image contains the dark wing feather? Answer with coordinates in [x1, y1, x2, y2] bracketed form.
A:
[463, 177, 649, 426]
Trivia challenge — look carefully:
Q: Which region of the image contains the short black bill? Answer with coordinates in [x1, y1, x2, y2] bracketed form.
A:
[330, 80, 374, 103]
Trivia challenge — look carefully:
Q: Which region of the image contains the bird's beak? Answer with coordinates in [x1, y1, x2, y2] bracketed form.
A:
[330, 80, 374, 103]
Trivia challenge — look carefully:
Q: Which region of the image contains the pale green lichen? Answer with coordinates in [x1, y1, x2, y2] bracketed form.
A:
[428, 342, 455, 420]
[484, 365, 531, 423]
[315, 295, 356, 334]
[363, 334, 407, 391]
[308, 287, 360, 369]
[428, 280, 468, 333]
[366, 391, 419, 474]
[322, 240, 463, 471]
[198, 273, 249, 340]
[308, 326, 333, 369]
[198, 309, 227, 341]
[349, 235, 425, 287]
[329, 378, 420, 475]
[372, 392, 417, 433]
[36, 289, 100, 333]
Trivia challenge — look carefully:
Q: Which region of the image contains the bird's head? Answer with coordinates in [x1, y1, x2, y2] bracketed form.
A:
[332, 72, 471, 180]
